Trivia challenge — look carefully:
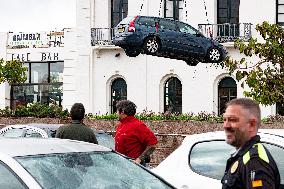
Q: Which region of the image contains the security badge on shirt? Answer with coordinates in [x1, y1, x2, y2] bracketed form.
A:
[230, 160, 263, 188]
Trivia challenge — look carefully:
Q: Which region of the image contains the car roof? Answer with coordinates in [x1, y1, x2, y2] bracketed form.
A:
[0, 138, 111, 157]
[182, 129, 284, 144]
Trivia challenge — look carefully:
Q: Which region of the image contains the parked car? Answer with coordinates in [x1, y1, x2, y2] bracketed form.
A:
[112, 15, 227, 66]
[0, 138, 175, 188]
[0, 123, 115, 149]
[152, 130, 284, 189]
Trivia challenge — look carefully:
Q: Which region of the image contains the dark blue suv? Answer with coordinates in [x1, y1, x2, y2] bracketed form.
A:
[112, 16, 227, 66]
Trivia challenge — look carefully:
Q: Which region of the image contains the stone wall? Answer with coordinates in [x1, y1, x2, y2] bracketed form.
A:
[1, 117, 284, 167]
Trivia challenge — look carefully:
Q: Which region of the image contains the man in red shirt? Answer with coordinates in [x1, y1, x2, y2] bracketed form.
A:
[115, 100, 158, 166]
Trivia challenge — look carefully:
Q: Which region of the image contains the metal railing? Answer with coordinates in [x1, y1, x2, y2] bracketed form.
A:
[91, 28, 115, 46]
[91, 23, 253, 46]
[198, 23, 253, 43]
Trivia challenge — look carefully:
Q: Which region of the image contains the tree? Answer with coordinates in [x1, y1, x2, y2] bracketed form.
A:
[0, 59, 27, 85]
[222, 21, 284, 106]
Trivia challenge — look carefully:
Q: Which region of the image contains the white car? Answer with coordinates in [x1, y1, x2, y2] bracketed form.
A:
[0, 123, 115, 149]
[152, 129, 284, 189]
[0, 138, 175, 189]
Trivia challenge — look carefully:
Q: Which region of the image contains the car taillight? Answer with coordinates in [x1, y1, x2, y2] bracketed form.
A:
[128, 16, 138, 32]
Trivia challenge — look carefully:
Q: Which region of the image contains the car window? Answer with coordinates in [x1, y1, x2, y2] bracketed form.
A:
[0, 161, 27, 189]
[178, 22, 198, 35]
[189, 140, 234, 180]
[17, 152, 173, 189]
[262, 142, 284, 186]
[137, 17, 155, 27]
[119, 16, 135, 25]
[159, 19, 176, 31]
[25, 129, 43, 138]
[95, 132, 115, 149]
[1, 128, 25, 137]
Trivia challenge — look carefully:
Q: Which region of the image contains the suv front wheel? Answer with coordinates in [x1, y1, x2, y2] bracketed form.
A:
[143, 36, 160, 55]
[206, 47, 221, 63]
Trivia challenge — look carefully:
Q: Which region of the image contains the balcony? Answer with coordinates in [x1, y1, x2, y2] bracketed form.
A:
[91, 28, 114, 46]
[91, 23, 253, 46]
[198, 23, 253, 43]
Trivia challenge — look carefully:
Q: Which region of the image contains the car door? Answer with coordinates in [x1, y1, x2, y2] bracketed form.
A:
[176, 22, 206, 57]
[157, 18, 181, 52]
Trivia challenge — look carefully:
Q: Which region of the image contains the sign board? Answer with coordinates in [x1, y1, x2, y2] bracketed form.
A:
[7, 31, 64, 49]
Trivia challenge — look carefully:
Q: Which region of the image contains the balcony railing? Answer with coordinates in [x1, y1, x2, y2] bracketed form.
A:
[91, 28, 115, 46]
[198, 23, 253, 43]
[91, 23, 252, 46]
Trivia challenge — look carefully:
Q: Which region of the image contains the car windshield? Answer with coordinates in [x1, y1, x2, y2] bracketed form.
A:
[16, 152, 172, 189]
[0, 128, 24, 137]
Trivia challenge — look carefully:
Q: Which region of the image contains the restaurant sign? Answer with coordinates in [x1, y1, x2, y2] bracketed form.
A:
[7, 31, 64, 49]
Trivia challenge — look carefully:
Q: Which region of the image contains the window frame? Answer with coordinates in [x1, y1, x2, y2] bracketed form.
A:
[164, 0, 184, 21]
[10, 61, 63, 109]
[164, 77, 182, 114]
[0, 161, 28, 189]
[277, 0, 284, 26]
[110, 78, 127, 114]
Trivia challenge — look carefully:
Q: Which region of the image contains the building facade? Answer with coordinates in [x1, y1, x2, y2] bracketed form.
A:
[1, 0, 283, 118]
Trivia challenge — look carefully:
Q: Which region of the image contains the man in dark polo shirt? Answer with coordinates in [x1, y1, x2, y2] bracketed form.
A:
[56, 103, 98, 144]
[115, 100, 158, 166]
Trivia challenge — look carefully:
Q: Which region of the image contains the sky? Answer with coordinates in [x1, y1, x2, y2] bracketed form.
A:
[0, 0, 76, 32]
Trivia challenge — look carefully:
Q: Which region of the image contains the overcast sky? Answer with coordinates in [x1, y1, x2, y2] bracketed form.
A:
[0, 0, 76, 32]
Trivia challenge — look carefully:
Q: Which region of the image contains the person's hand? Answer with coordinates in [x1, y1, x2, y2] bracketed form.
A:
[134, 158, 141, 164]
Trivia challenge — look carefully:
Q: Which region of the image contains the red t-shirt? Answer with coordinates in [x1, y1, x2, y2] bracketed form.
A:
[115, 116, 158, 159]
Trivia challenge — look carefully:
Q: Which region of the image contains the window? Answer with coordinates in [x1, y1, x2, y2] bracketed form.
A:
[111, 78, 127, 113]
[263, 143, 284, 186]
[0, 162, 27, 188]
[137, 17, 156, 27]
[177, 22, 198, 35]
[159, 19, 177, 31]
[190, 140, 284, 186]
[218, 77, 237, 115]
[217, 0, 240, 37]
[277, 0, 284, 26]
[11, 61, 63, 109]
[164, 77, 182, 114]
[164, 0, 184, 21]
[276, 102, 284, 116]
[111, 0, 128, 27]
[190, 140, 234, 179]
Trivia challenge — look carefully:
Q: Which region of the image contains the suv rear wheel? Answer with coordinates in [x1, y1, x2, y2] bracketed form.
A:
[143, 36, 160, 55]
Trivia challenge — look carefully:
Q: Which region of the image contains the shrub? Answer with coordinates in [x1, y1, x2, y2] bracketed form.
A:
[0, 103, 69, 118]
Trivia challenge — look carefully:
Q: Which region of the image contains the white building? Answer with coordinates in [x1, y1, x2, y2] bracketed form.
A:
[1, 0, 283, 118]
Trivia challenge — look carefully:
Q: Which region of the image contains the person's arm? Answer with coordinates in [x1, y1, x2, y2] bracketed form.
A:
[134, 144, 157, 164]
[55, 127, 63, 138]
[245, 158, 279, 189]
[91, 133, 98, 144]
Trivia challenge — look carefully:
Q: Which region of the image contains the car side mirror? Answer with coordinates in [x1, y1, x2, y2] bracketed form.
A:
[195, 33, 203, 37]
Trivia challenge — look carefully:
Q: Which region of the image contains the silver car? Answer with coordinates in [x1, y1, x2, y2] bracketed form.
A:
[0, 138, 175, 189]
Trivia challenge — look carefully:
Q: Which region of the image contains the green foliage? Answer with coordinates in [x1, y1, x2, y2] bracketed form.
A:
[0, 59, 27, 84]
[262, 115, 284, 123]
[87, 110, 223, 122]
[220, 21, 284, 105]
[0, 103, 69, 118]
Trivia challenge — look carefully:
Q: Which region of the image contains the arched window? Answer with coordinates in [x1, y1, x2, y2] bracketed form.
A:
[218, 77, 237, 115]
[164, 77, 182, 114]
[276, 102, 284, 116]
[111, 0, 128, 27]
[111, 78, 127, 113]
